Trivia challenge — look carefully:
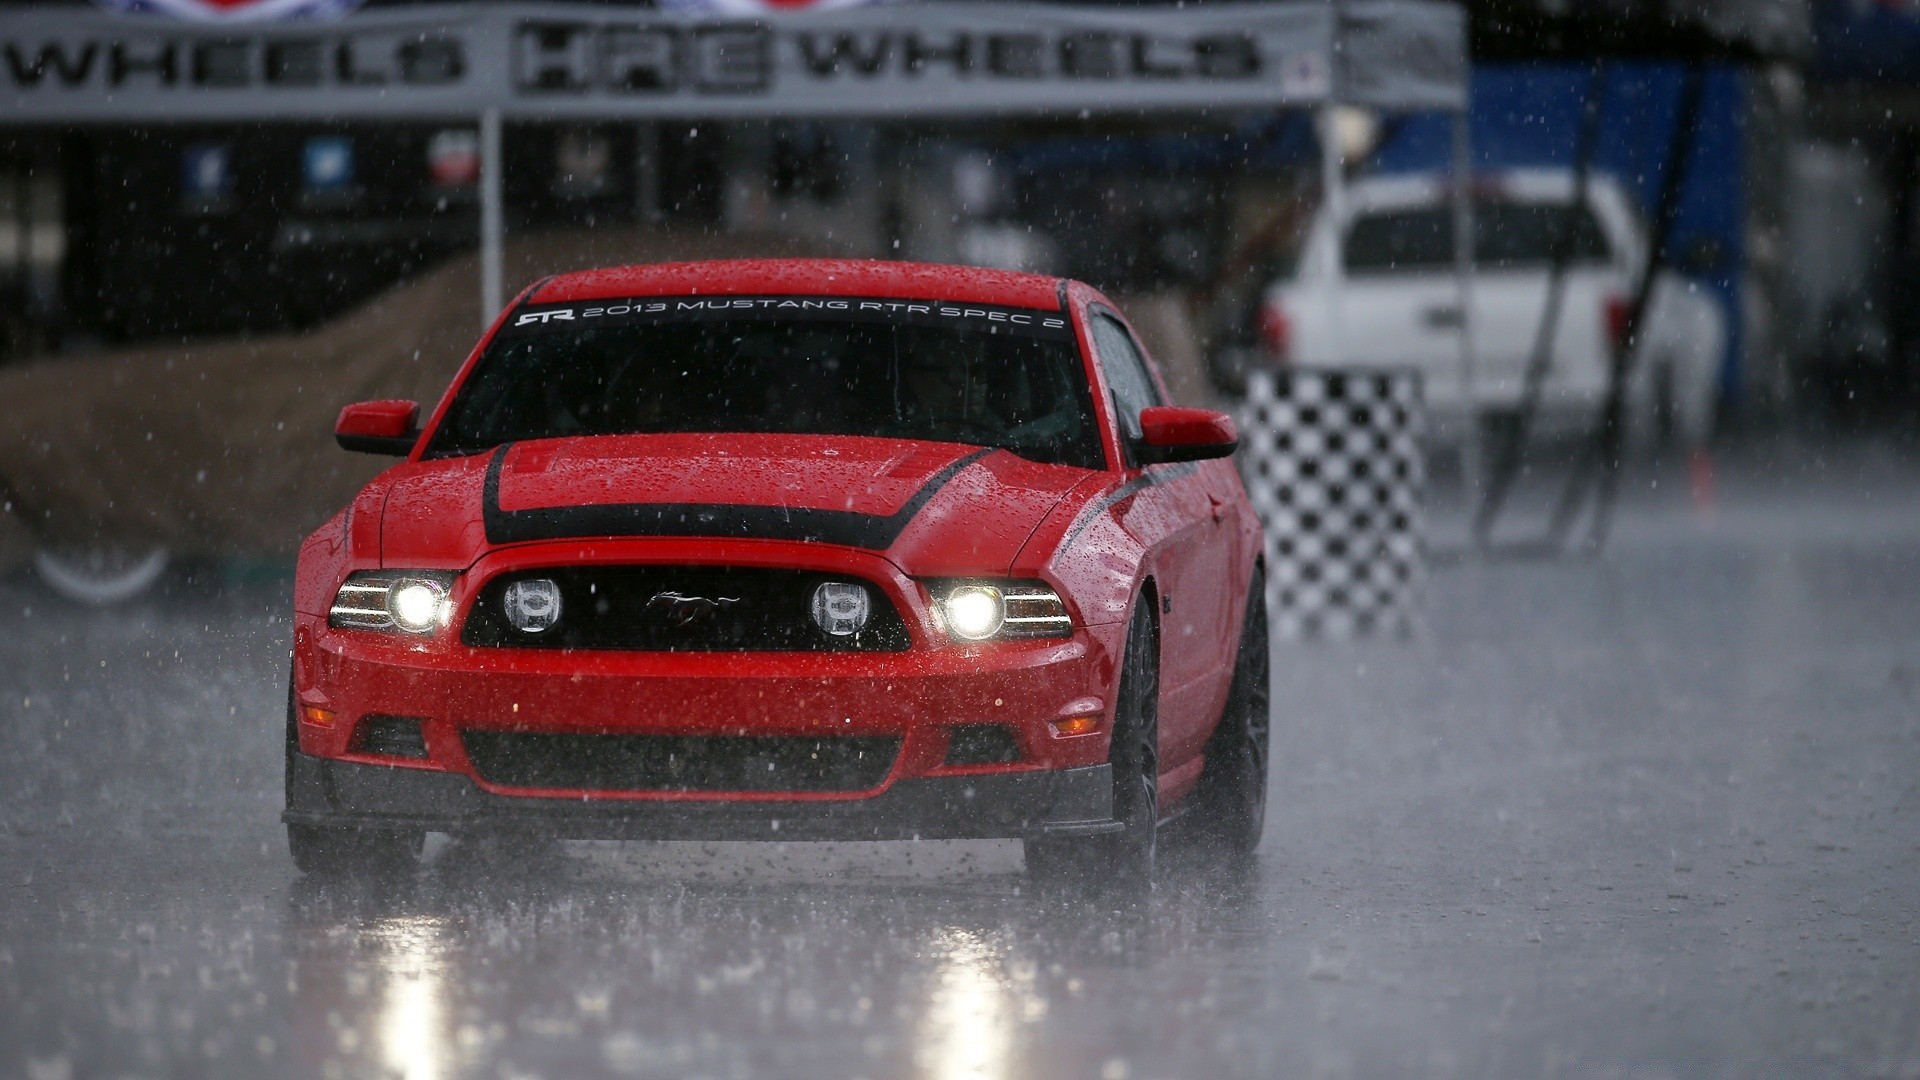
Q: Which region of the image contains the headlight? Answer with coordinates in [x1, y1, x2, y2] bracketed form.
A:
[329, 571, 455, 634]
[944, 585, 1005, 640]
[390, 582, 445, 632]
[932, 581, 1072, 641]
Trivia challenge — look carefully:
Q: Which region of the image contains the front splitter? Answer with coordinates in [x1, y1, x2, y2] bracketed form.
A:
[284, 752, 1118, 842]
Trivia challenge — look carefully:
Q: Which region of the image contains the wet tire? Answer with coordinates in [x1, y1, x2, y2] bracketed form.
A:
[287, 823, 424, 878]
[1026, 599, 1158, 896]
[1190, 568, 1271, 859]
[282, 681, 422, 877]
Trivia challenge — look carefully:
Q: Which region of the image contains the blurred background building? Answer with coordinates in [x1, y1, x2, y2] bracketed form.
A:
[0, 0, 1909, 431]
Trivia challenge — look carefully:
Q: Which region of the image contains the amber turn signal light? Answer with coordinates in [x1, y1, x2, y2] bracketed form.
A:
[301, 705, 336, 728]
[1049, 715, 1099, 738]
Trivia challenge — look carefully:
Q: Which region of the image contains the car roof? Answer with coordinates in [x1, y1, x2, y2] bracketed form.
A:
[528, 258, 1067, 310]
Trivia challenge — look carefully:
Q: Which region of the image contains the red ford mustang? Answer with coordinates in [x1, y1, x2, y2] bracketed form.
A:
[285, 259, 1268, 887]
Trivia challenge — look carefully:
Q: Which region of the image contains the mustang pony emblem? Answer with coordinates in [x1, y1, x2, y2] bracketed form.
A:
[644, 591, 743, 626]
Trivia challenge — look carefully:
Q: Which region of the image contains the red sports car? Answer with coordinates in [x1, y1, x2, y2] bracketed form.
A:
[285, 259, 1269, 887]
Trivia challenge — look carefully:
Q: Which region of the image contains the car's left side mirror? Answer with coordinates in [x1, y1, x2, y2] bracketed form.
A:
[1136, 406, 1238, 465]
[335, 399, 420, 456]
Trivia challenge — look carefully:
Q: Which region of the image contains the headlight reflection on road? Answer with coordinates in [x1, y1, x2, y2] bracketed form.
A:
[917, 927, 1015, 1080]
[368, 914, 453, 1080]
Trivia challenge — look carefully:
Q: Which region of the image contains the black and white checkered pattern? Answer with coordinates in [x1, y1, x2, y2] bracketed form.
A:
[1237, 369, 1425, 640]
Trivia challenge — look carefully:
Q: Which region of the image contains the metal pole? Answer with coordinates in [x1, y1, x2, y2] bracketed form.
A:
[635, 121, 662, 224]
[1317, 105, 1347, 367]
[1585, 62, 1706, 553]
[479, 107, 504, 327]
[14, 161, 30, 289]
[1452, 108, 1482, 511]
[1477, 60, 1607, 548]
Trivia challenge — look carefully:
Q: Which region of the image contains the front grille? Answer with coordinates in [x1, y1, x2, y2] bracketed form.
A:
[352, 715, 427, 758]
[460, 731, 901, 793]
[462, 567, 911, 652]
[944, 724, 1020, 766]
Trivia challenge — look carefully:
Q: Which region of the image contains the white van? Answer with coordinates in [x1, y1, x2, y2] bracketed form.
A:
[1256, 168, 1725, 446]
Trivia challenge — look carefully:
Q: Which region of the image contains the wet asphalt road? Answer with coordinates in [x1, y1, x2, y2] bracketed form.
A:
[2, 445, 1919, 1079]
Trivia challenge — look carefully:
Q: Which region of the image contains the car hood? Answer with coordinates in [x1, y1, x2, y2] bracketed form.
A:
[376, 433, 1092, 576]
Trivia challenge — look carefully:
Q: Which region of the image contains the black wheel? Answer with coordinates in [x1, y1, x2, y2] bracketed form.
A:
[1026, 598, 1159, 896]
[282, 677, 300, 807]
[287, 822, 424, 878]
[1190, 568, 1271, 858]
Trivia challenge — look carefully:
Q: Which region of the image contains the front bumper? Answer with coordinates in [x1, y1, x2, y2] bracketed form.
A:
[291, 539, 1130, 837]
[284, 752, 1117, 841]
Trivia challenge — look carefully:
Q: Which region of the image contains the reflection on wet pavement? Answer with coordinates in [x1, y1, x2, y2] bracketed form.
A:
[269, 829, 1271, 1078]
[268, 835, 1253, 1078]
[4, 449, 1920, 1077]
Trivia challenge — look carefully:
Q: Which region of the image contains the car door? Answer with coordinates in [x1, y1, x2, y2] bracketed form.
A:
[1087, 308, 1227, 778]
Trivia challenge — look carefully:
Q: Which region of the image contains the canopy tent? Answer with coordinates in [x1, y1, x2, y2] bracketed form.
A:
[0, 0, 1470, 321]
[0, 1, 1473, 584]
[0, 2, 1467, 121]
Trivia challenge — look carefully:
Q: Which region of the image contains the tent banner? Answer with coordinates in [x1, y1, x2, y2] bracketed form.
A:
[1339, 0, 1470, 110]
[0, 0, 1464, 121]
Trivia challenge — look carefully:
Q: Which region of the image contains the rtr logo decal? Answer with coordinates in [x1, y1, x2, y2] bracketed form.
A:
[95, 0, 368, 22]
[514, 309, 575, 326]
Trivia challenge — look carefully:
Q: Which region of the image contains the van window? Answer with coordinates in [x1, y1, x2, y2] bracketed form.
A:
[1344, 202, 1612, 274]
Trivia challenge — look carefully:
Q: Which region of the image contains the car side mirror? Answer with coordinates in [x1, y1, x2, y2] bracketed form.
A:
[335, 400, 420, 456]
[1136, 406, 1238, 465]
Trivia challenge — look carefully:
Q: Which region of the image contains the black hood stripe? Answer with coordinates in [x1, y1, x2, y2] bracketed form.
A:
[1057, 462, 1201, 549]
[481, 444, 996, 550]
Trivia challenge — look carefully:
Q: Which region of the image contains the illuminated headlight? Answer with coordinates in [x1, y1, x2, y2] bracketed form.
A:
[502, 578, 562, 634]
[943, 585, 1005, 640]
[811, 581, 871, 637]
[934, 581, 1072, 641]
[329, 571, 455, 634]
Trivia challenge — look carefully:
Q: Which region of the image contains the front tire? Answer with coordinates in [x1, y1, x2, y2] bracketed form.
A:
[1190, 568, 1271, 858]
[283, 681, 423, 878]
[1026, 599, 1159, 896]
[287, 823, 424, 878]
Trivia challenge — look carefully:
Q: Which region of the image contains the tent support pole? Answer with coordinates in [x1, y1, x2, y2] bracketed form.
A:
[1452, 106, 1482, 517]
[1317, 105, 1347, 367]
[636, 122, 662, 223]
[480, 107, 505, 326]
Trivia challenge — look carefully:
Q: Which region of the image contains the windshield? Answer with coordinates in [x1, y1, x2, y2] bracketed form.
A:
[1344, 201, 1612, 273]
[427, 296, 1103, 469]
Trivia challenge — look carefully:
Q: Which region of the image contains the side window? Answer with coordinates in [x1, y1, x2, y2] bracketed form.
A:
[1090, 313, 1162, 444]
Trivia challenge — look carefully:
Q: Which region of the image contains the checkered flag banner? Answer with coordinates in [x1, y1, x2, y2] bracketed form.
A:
[1237, 368, 1426, 640]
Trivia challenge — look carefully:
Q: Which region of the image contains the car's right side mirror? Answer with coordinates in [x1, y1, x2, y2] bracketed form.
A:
[335, 399, 420, 456]
[1136, 406, 1239, 465]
